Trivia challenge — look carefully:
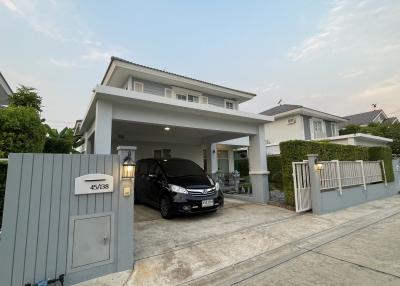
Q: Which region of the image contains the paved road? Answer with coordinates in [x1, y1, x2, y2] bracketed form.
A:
[77, 196, 400, 286]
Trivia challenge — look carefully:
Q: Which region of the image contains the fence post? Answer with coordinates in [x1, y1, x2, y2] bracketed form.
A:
[357, 160, 367, 191]
[307, 154, 322, 214]
[332, 160, 342, 195]
[381, 160, 387, 186]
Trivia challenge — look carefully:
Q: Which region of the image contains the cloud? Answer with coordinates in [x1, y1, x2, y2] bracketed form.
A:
[352, 74, 400, 117]
[82, 47, 127, 62]
[252, 83, 280, 94]
[50, 59, 78, 68]
[339, 70, 364, 79]
[1, 0, 24, 16]
[288, 0, 400, 61]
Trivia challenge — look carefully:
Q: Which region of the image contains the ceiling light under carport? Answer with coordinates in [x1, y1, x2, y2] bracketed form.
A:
[164, 127, 170, 131]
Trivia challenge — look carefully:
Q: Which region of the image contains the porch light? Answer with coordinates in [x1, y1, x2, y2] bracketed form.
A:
[164, 127, 170, 131]
[314, 158, 324, 171]
[122, 151, 136, 179]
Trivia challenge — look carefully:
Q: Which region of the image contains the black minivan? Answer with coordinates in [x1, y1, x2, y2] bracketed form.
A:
[134, 158, 224, 218]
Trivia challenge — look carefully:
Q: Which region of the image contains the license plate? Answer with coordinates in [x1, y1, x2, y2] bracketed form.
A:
[202, 199, 214, 208]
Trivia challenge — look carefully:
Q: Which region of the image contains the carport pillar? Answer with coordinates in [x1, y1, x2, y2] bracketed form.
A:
[117, 146, 136, 270]
[248, 124, 269, 203]
[307, 154, 322, 214]
[94, 99, 112, 154]
[206, 143, 218, 179]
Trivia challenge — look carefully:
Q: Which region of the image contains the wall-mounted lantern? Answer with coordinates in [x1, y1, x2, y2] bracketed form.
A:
[122, 151, 136, 179]
[314, 158, 324, 171]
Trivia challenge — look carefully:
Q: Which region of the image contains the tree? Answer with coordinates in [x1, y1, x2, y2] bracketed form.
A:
[9, 85, 43, 112]
[0, 106, 46, 157]
[43, 126, 84, 154]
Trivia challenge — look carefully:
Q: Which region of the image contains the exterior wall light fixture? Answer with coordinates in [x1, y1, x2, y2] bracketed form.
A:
[315, 158, 324, 171]
[122, 151, 136, 179]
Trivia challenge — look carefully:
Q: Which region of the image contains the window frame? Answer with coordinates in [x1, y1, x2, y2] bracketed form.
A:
[310, 118, 326, 140]
[224, 99, 235, 110]
[133, 81, 144, 93]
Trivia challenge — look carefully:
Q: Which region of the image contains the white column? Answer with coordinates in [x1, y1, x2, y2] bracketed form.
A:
[248, 124, 269, 203]
[94, 99, 112, 154]
[206, 143, 218, 177]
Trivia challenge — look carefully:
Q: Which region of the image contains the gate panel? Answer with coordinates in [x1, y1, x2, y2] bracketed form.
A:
[292, 162, 312, 212]
[0, 153, 133, 286]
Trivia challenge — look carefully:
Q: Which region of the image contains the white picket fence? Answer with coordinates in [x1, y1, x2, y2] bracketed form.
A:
[293, 159, 387, 212]
[319, 160, 386, 194]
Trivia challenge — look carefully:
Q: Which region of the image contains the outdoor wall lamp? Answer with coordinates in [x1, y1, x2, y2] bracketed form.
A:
[122, 151, 136, 179]
[314, 158, 324, 171]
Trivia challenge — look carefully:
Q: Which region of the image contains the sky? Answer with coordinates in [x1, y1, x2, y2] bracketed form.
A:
[1, 0, 400, 129]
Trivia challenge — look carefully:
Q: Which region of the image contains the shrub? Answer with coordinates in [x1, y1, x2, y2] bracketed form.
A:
[368, 146, 395, 183]
[0, 107, 46, 157]
[43, 138, 73, 153]
[267, 155, 282, 190]
[279, 140, 393, 206]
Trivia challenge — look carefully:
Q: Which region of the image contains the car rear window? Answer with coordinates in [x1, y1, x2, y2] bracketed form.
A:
[160, 159, 204, 177]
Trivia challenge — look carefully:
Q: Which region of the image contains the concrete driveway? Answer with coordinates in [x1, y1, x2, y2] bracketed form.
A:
[77, 196, 400, 286]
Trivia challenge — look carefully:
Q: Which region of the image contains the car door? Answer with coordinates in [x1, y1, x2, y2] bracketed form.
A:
[136, 159, 151, 203]
[147, 161, 165, 207]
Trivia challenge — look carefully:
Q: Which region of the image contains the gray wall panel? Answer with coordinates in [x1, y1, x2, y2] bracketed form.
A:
[0, 153, 132, 286]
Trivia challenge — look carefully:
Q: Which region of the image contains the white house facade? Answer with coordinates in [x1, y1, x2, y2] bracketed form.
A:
[77, 57, 274, 203]
[0, 72, 12, 108]
[260, 104, 393, 154]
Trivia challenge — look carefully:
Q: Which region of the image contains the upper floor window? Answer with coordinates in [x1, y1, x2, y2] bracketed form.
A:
[331, 123, 338, 136]
[134, 81, 144, 93]
[225, 99, 235, 110]
[311, 118, 326, 139]
[176, 93, 187, 101]
[188, 95, 199, 103]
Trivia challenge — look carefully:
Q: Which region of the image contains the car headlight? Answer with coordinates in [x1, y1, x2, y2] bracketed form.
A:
[215, 182, 220, 191]
[169, 184, 188, 194]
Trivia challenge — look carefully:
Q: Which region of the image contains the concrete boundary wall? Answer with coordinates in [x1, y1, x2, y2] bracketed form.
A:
[317, 159, 400, 214]
[0, 153, 134, 286]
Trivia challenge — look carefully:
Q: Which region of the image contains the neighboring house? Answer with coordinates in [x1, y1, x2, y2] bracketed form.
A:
[0, 72, 12, 108]
[261, 104, 393, 154]
[341, 109, 399, 128]
[221, 104, 393, 157]
[76, 57, 273, 203]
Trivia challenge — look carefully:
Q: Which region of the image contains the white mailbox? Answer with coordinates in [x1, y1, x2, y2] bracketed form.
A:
[74, 174, 114, 195]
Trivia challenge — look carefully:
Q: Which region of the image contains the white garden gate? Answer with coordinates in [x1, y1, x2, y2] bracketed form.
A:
[292, 161, 311, 213]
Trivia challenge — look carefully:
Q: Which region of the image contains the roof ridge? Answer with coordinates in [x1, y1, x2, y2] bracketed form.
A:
[106, 56, 256, 96]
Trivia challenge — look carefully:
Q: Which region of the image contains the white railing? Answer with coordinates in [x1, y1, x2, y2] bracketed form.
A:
[319, 160, 385, 193]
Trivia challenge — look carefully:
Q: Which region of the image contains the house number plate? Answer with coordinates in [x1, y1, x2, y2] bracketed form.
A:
[75, 174, 114, 195]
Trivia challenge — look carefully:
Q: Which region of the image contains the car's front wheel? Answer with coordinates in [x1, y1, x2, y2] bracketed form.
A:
[160, 196, 173, 219]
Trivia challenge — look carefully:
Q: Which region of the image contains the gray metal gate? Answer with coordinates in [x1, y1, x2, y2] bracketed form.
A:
[292, 161, 312, 213]
[0, 153, 134, 286]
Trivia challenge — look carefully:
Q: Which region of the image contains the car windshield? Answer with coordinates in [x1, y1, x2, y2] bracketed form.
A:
[160, 159, 204, 177]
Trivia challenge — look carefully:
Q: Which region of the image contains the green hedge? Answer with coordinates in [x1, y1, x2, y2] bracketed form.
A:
[280, 140, 394, 206]
[0, 161, 7, 228]
[368, 146, 395, 183]
[43, 137, 73, 153]
[267, 155, 283, 190]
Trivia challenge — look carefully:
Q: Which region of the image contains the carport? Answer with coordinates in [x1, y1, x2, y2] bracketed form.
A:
[79, 84, 273, 203]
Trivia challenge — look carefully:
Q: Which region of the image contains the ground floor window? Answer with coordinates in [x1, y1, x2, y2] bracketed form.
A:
[217, 150, 229, 174]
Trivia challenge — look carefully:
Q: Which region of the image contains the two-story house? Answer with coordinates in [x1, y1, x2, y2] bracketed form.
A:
[76, 57, 274, 203]
[341, 109, 399, 128]
[0, 72, 12, 108]
[260, 104, 393, 154]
